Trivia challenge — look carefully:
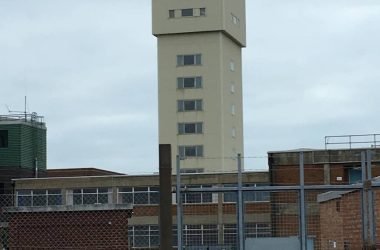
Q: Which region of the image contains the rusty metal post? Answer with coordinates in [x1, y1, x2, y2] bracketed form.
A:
[159, 144, 172, 250]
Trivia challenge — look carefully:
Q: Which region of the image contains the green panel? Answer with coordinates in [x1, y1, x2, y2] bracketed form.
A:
[20, 124, 47, 170]
[0, 123, 46, 170]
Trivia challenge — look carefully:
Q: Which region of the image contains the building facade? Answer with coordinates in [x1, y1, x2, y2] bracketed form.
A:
[153, 0, 246, 173]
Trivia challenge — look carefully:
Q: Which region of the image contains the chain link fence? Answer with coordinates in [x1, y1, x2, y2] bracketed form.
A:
[0, 150, 379, 249]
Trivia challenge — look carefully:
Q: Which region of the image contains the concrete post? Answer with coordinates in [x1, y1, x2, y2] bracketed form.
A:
[159, 144, 172, 250]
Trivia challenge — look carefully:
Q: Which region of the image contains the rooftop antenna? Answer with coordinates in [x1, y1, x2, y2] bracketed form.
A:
[6, 96, 29, 121]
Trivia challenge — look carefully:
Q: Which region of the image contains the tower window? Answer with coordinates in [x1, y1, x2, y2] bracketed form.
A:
[178, 122, 203, 134]
[229, 61, 235, 71]
[169, 10, 175, 18]
[200, 8, 206, 16]
[177, 77, 202, 89]
[0, 130, 8, 148]
[231, 104, 236, 115]
[178, 145, 204, 158]
[181, 9, 193, 17]
[177, 100, 203, 112]
[177, 54, 202, 66]
[230, 83, 235, 93]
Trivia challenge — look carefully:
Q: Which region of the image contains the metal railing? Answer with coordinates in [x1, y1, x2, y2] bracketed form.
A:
[325, 134, 380, 149]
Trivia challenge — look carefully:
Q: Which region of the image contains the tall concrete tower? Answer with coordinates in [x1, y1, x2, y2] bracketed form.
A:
[153, 0, 246, 173]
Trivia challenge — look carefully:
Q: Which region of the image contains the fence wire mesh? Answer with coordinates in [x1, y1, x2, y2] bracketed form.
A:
[0, 150, 379, 249]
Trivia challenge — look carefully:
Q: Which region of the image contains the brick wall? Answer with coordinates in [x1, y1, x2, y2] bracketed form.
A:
[8, 209, 131, 249]
[320, 191, 369, 250]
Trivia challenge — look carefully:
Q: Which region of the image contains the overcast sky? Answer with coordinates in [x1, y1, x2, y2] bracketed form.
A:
[1, 0, 379, 174]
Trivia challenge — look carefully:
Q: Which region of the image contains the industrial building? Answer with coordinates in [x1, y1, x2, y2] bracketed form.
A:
[10, 171, 269, 249]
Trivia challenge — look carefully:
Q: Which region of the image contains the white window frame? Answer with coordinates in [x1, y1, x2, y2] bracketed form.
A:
[118, 186, 159, 205]
[177, 54, 202, 66]
[177, 99, 203, 112]
[178, 122, 203, 135]
[177, 76, 202, 89]
[178, 145, 204, 158]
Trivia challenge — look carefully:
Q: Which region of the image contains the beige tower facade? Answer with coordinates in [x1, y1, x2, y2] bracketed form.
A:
[153, 0, 246, 173]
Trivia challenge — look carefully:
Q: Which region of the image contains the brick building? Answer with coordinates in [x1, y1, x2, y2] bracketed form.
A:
[268, 147, 380, 249]
[7, 171, 269, 249]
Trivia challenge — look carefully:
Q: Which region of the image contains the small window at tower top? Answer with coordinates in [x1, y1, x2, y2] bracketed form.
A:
[0, 130, 8, 148]
[200, 8, 206, 16]
[181, 9, 193, 17]
[169, 10, 175, 18]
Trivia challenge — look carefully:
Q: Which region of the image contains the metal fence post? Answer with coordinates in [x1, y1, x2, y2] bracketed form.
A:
[366, 150, 375, 247]
[361, 151, 368, 246]
[237, 153, 245, 250]
[176, 155, 183, 250]
[299, 152, 307, 250]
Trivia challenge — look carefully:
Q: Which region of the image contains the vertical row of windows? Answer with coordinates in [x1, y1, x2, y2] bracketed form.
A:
[176, 52, 204, 158]
[169, 8, 206, 18]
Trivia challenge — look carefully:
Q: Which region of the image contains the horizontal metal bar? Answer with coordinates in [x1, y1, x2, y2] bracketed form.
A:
[180, 184, 365, 193]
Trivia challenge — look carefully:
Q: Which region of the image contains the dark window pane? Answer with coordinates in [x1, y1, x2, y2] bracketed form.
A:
[98, 194, 108, 204]
[120, 187, 132, 192]
[181, 9, 193, 17]
[98, 188, 108, 193]
[184, 77, 195, 88]
[184, 101, 196, 110]
[169, 9, 175, 18]
[150, 192, 159, 204]
[33, 195, 47, 206]
[18, 190, 32, 195]
[18, 196, 32, 206]
[134, 193, 149, 204]
[200, 8, 206, 16]
[135, 187, 148, 192]
[73, 189, 82, 194]
[48, 189, 61, 195]
[183, 55, 195, 65]
[224, 192, 237, 203]
[122, 193, 133, 204]
[0, 130, 8, 148]
[73, 194, 82, 205]
[185, 146, 196, 156]
[83, 194, 97, 204]
[48, 195, 62, 205]
[83, 188, 96, 194]
[33, 190, 46, 195]
[184, 124, 196, 133]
